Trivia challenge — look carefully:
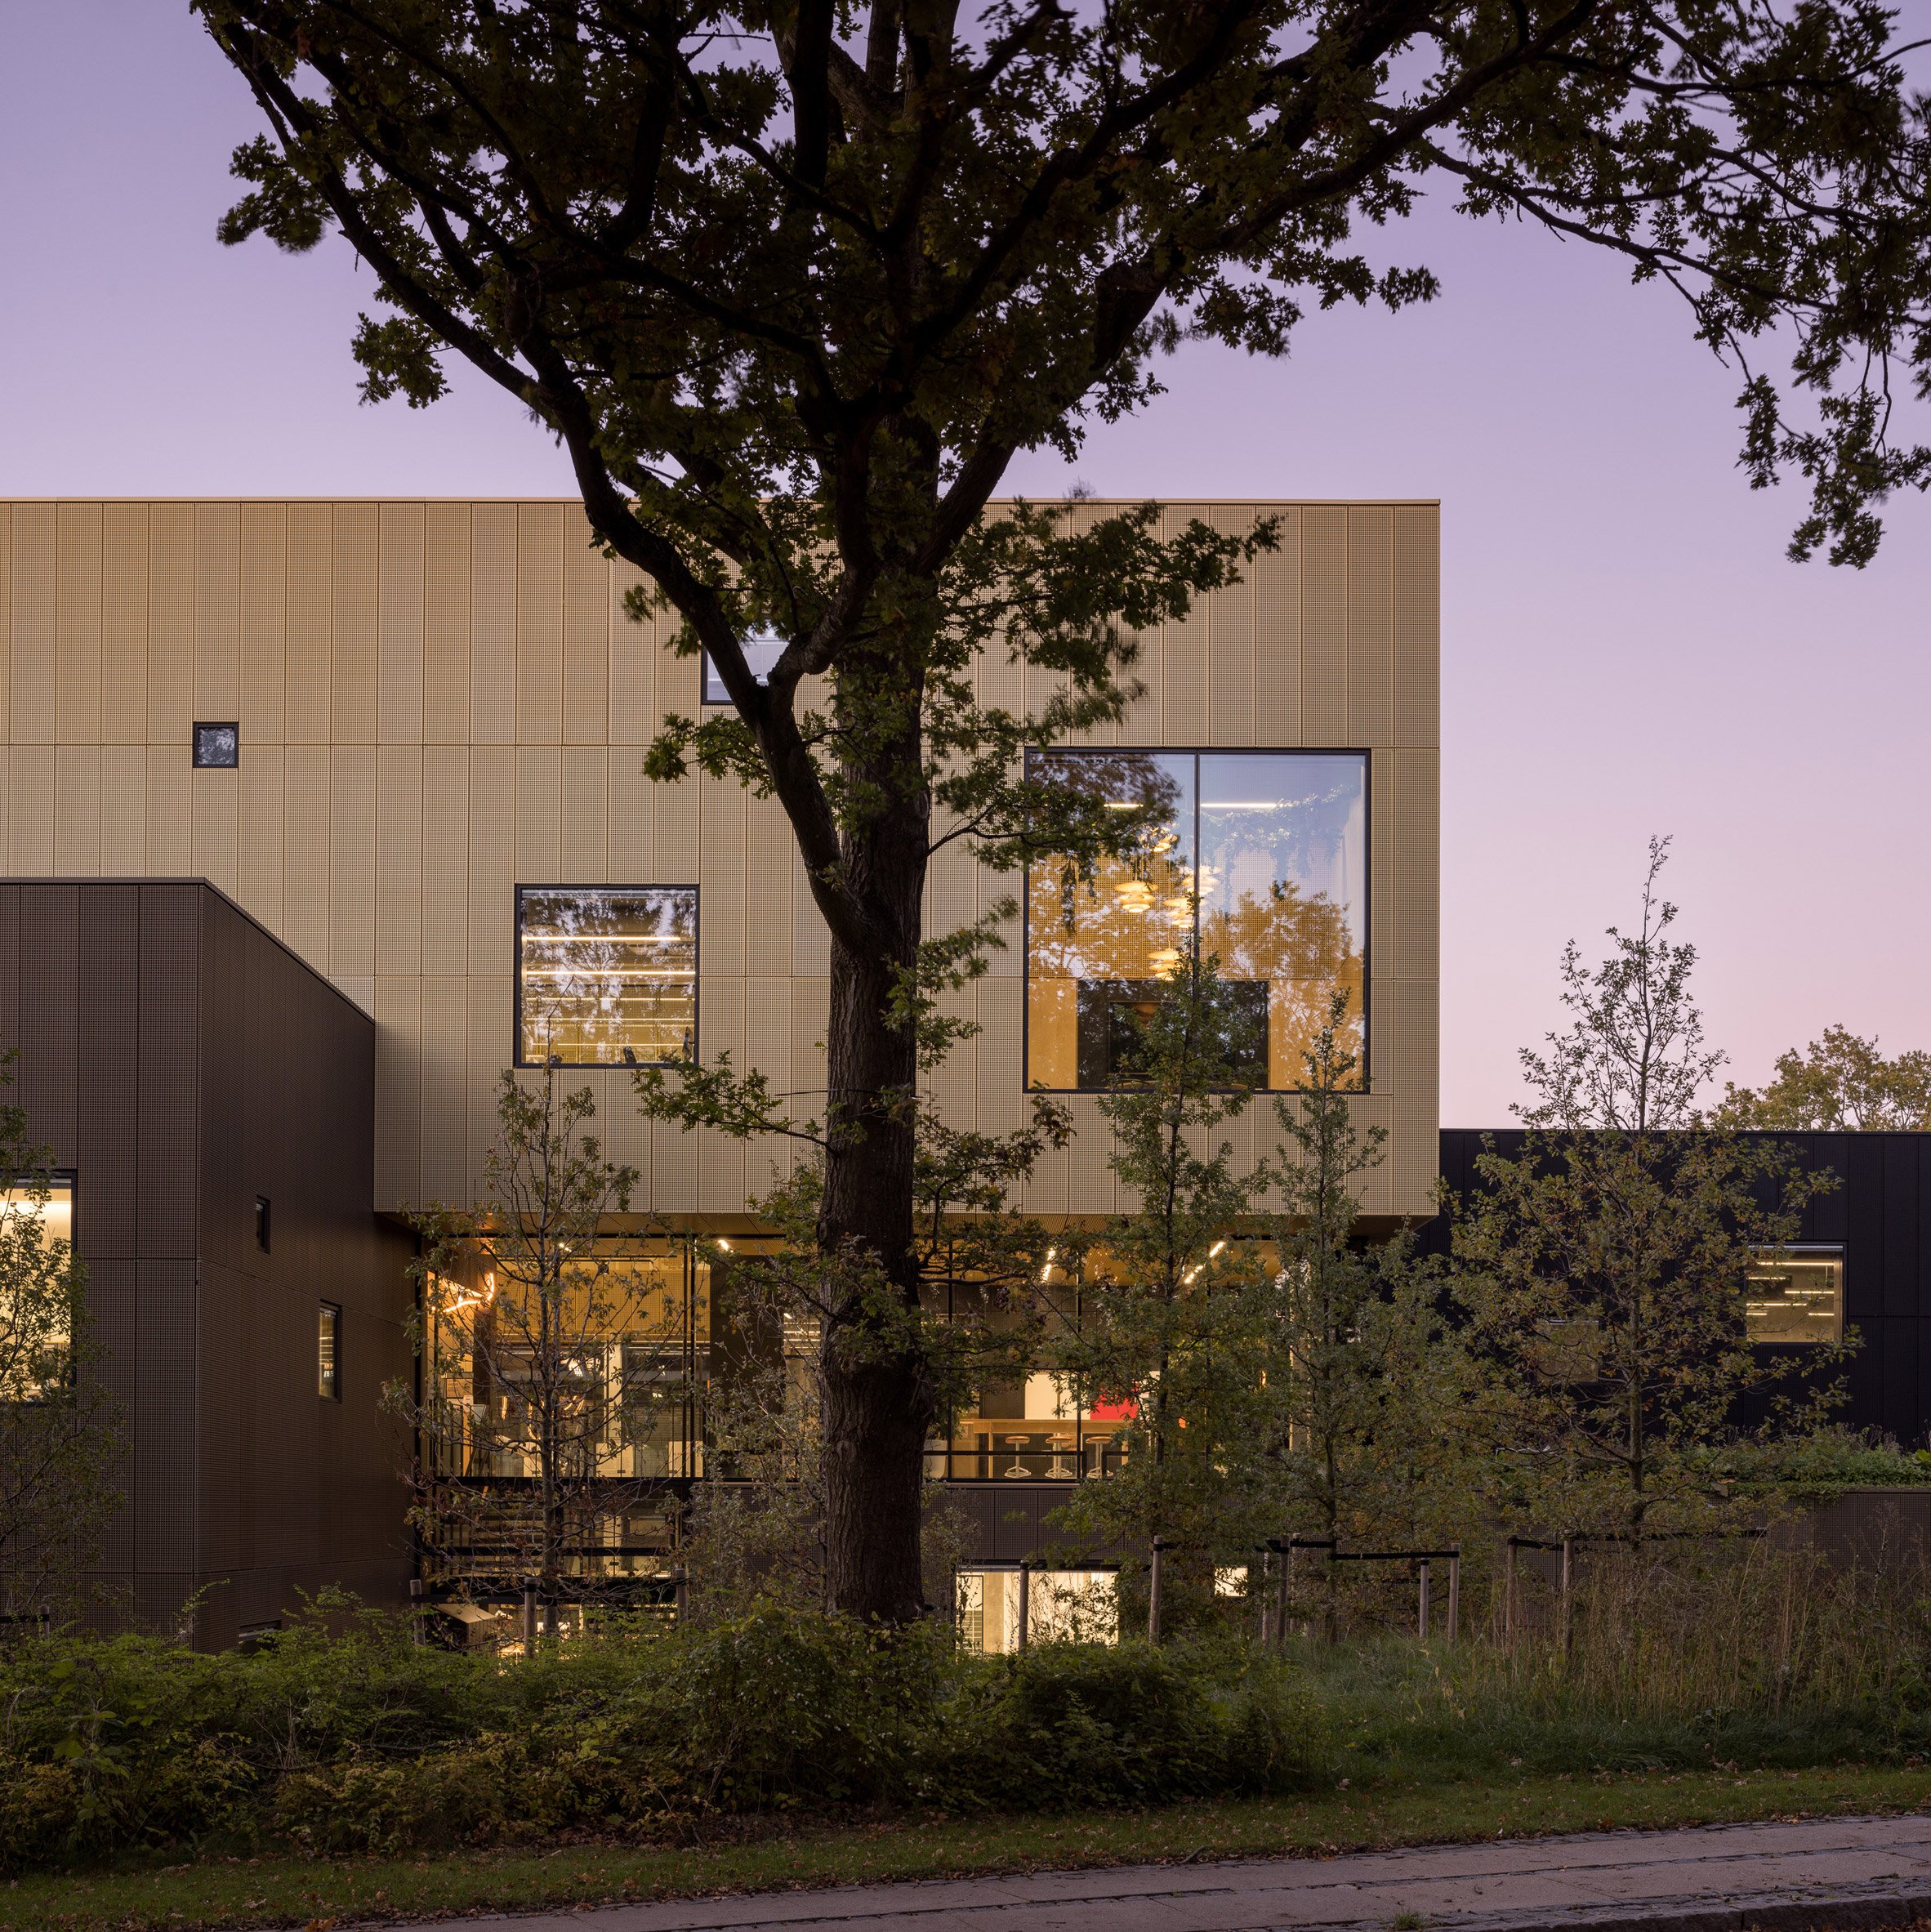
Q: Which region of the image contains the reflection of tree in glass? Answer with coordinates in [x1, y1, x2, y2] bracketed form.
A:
[519, 887, 696, 1067]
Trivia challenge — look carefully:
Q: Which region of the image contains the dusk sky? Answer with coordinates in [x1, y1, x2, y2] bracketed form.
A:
[5, 3, 1929, 1125]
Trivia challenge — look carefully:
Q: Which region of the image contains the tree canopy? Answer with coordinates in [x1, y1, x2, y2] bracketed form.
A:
[1717, 1024, 1931, 1131]
[194, 0, 1931, 1618]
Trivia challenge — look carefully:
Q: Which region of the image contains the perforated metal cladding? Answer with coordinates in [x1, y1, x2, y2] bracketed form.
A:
[0, 498, 1438, 1220]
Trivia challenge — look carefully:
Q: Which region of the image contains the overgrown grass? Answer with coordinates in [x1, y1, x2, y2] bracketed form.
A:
[4, 1766, 1927, 1931]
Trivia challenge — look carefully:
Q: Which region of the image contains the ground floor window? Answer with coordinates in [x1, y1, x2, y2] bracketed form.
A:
[956, 1568, 1118, 1653]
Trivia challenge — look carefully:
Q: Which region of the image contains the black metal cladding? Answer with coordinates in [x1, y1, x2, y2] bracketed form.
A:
[1424, 1128, 1931, 1448]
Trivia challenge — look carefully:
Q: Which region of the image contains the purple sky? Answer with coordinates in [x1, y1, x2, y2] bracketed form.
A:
[7, 3, 1929, 1125]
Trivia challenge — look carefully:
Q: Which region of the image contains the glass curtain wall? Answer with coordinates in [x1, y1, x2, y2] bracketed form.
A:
[1025, 751, 1367, 1090]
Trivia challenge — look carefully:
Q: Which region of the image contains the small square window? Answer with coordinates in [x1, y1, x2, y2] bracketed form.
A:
[516, 886, 698, 1067]
[318, 1302, 341, 1400]
[254, 1195, 271, 1253]
[701, 631, 786, 706]
[1746, 1247, 1844, 1343]
[193, 722, 239, 769]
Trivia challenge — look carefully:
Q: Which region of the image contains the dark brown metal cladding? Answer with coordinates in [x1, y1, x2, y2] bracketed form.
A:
[1, 879, 413, 1649]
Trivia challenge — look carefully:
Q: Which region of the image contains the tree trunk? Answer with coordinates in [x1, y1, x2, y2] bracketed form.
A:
[815, 869, 934, 1623]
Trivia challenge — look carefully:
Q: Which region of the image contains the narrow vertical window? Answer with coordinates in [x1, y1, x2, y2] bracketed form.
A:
[254, 1195, 271, 1253]
[516, 886, 698, 1067]
[318, 1302, 341, 1401]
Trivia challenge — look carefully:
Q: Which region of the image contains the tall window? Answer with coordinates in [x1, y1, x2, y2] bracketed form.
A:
[318, 1302, 341, 1400]
[516, 886, 698, 1067]
[0, 1179, 76, 1400]
[1025, 751, 1367, 1091]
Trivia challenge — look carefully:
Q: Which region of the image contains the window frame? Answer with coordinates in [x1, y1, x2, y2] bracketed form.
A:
[318, 1301, 342, 1402]
[192, 721, 240, 770]
[1745, 1243, 1846, 1345]
[1020, 746, 1373, 1095]
[700, 631, 787, 707]
[513, 882, 701, 1071]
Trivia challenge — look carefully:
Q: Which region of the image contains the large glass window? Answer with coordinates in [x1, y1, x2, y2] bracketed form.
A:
[1024, 751, 1367, 1090]
[516, 886, 698, 1067]
[1746, 1248, 1844, 1342]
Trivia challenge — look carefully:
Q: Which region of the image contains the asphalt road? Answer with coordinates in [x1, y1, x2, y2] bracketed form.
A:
[364, 1810, 1931, 1932]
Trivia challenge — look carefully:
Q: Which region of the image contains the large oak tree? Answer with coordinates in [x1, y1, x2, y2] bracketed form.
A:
[196, 0, 1930, 1620]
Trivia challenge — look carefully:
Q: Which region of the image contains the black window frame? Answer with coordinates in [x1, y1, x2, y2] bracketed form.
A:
[254, 1195, 272, 1254]
[513, 883, 701, 1070]
[1020, 746, 1373, 1095]
[1745, 1243, 1847, 1345]
[192, 722, 240, 770]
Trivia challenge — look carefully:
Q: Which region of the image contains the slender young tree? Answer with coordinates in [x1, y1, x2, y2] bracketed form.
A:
[1051, 949, 1273, 1631]
[1451, 841, 1843, 1539]
[1256, 993, 1462, 1557]
[195, 1, 1931, 1615]
[395, 1069, 686, 1623]
[0, 1058, 120, 1623]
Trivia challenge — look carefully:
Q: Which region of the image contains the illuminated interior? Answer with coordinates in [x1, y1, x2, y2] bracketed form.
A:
[425, 1243, 707, 1489]
[957, 1568, 1118, 1652]
[1746, 1248, 1844, 1342]
[1025, 751, 1367, 1089]
[0, 1180, 76, 1399]
[516, 886, 697, 1067]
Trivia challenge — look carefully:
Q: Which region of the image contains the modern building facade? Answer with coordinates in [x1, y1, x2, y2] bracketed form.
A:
[0, 497, 1441, 1640]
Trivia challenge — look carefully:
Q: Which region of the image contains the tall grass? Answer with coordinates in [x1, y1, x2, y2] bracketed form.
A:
[1288, 1540, 1931, 1781]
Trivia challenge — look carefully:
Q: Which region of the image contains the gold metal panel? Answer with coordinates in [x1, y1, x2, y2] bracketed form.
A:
[418, 975, 469, 1203]
[1208, 505, 1255, 746]
[744, 975, 794, 1193]
[420, 743, 469, 977]
[423, 502, 470, 744]
[194, 502, 241, 721]
[515, 502, 563, 744]
[698, 773, 746, 977]
[284, 502, 332, 744]
[190, 766, 240, 897]
[11, 504, 58, 746]
[697, 977, 747, 1214]
[330, 743, 377, 975]
[791, 842, 828, 975]
[239, 502, 286, 749]
[653, 760, 698, 880]
[53, 744, 100, 873]
[143, 745, 191, 876]
[466, 744, 515, 977]
[100, 744, 147, 877]
[1370, 751, 1394, 1019]
[9, 745, 54, 871]
[1390, 975, 1439, 1217]
[1346, 506, 1394, 746]
[1252, 506, 1301, 747]
[745, 791, 792, 975]
[562, 506, 609, 745]
[514, 744, 562, 882]
[1391, 747, 1439, 984]
[609, 563, 654, 747]
[378, 502, 425, 745]
[1300, 504, 1347, 745]
[374, 975, 423, 1211]
[1393, 504, 1440, 751]
[608, 742, 656, 885]
[236, 742, 285, 933]
[792, 973, 828, 1122]
[560, 746, 609, 879]
[1162, 502, 1211, 747]
[56, 503, 102, 746]
[470, 504, 516, 745]
[465, 976, 514, 1199]
[376, 745, 424, 976]
[974, 975, 1023, 1139]
[331, 504, 378, 744]
[281, 743, 332, 967]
